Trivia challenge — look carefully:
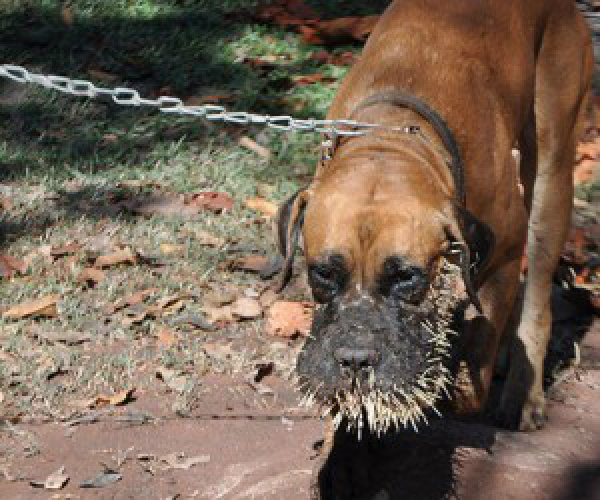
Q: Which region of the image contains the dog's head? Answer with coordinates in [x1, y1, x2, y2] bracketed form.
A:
[276, 155, 494, 434]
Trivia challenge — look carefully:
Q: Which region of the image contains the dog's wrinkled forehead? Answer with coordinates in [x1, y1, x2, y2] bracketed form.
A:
[302, 187, 450, 285]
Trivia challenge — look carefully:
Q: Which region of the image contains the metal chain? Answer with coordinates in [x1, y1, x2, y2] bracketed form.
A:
[0, 63, 398, 137]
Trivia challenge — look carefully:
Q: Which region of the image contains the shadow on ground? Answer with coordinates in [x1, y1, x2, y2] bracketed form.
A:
[315, 280, 598, 500]
[0, 0, 390, 182]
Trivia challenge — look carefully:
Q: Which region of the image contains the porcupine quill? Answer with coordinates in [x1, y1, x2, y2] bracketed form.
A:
[298, 257, 462, 438]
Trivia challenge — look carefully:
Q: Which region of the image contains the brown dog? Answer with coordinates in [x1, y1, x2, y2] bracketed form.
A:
[277, 0, 593, 444]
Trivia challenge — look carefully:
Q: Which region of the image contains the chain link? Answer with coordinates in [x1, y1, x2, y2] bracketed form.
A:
[0, 63, 405, 137]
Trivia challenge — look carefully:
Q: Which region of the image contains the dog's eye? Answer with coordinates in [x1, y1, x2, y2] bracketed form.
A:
[380, 259, 428, 304]
[308, 263, 346, 302]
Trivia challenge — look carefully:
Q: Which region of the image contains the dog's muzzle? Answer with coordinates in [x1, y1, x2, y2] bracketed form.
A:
[296, 258, 465, 435]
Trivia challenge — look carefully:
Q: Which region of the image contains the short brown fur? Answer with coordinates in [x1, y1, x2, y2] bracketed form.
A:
[287, 0, 593, 431]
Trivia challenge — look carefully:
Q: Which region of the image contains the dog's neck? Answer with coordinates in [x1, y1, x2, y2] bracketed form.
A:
[319, 108, 456, 206]
[322, 91, 466, 209]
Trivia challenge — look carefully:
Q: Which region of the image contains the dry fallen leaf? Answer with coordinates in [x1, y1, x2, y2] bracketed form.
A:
[204, 286, 238, 307]
[238, 136, 271, 160]
[202, 304, 234, 323]
[243, 197, 278, 217]
[86, 388, 135, 408]
[32, 327, 90, 346]
[50, 242, 81, 259]
[0, 254, 27, 278]
[292, 73, 336, 86]
[230, 255, 270, 273]
[106, 288, 159, 314]
[259, 288, 279, 308]
[156, 326, 178, 347]
[172, 312, 216, 331]
[156, 293, 193, 310]
[94, 247, 138, 268]
[160, 243, 185, 256]
[30, 466, 69, 490]
[186, 191, 234, 214]
[230, 297, 263, 320]
[266, 300, 313, 338]
[131, 192, 233, 217]
[4, 295, 59, 320]
[194, 229, 225, 247]
[77, 267, 105, 286]
[87, 68, 119, 83]
[156, 367, 188, 393]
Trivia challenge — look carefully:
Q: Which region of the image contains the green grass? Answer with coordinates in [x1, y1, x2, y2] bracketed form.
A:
[0, 0, 392, 418]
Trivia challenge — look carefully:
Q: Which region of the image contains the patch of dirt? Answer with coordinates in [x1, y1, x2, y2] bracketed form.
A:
[1, 322, 600, 500]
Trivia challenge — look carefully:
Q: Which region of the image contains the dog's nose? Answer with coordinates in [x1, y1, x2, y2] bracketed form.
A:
[334, 347, 379, 370]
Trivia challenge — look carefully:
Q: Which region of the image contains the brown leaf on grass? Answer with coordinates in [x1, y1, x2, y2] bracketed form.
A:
[122, 305, 161, 327]
[0, 195, 13, 211]
[129, 194, 200, 218]
[0, 254, 26, 278]
[156, 367, 188, 393]
[32, 327, 90, 346]
[259, 288, 279, 308]
[4, 295, 58, 320]
[194, 229, 225, 247]
[310, 50, 357, 66]
[31, 466, 69, 490]
[171, 312, 216, 331]
[106, 288, 159, 314]
[87, 68, 119, 83]
[160, 243, 185, 256]
[230, 297, 263, 320]
[50, 242, 81, 259]
[131, 192, 233, 217]
[202, 304, 234, 324]
[87, 388, 136, 409]
[186, 191, 234, 214]
[255, 0, 317, 24]
[230, 255, 269, 273]
[266, 301, 313, 338]
[156, 293, 193, 310]
[292, 73, 336, 86]
[77, 267, 105, 286]
[204, 286, 238, 307]
[243, 197, 278, 217]
[94, 247, 138, 268]
[255, 1, 377, 45]
[156, 327, 178, 347]
[184, 93, 235, 105]
[238, 136, 271, 159]
[305, 16, 378, 44]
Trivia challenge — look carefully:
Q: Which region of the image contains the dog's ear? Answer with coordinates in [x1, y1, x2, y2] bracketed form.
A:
[275, 188, 311, 291]
[445, 207, 495, 313]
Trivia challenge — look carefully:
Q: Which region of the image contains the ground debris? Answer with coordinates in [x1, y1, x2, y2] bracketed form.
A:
[79, 468, 122, 488]
[30, 466, 69, 490]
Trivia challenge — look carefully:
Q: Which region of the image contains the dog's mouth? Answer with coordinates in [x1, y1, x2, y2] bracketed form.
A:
[296, 258, 465, 437]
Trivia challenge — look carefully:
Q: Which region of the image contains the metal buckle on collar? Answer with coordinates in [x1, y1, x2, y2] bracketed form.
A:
[320, 129, 338, 164]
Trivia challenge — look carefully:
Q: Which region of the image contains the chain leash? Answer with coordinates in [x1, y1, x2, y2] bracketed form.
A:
[0, 63, 390, 138]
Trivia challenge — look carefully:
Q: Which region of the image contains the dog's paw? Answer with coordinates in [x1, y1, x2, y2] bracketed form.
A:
[517, 396, 546, 431]
[495, 386, 546, 430]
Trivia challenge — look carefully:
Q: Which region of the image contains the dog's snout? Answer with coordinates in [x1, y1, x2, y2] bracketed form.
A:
[334, 347, 379, 370]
